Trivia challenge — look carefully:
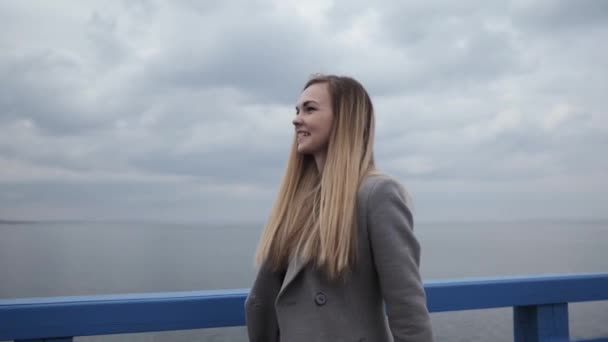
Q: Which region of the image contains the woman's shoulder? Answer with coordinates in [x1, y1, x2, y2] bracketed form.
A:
[358, 171, 411, 205]
[358, 172, 416, 227]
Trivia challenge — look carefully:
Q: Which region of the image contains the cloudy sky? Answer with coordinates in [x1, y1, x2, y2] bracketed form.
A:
[0, 1, 606, 223]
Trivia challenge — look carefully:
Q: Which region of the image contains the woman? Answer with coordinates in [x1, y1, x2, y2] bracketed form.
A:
[245, 74, 434, 342]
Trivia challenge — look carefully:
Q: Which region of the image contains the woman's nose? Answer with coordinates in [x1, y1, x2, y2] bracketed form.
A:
[292, 114, 302, 126]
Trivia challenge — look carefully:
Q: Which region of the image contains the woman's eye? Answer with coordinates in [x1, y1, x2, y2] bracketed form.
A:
[306, 107, 316, 112]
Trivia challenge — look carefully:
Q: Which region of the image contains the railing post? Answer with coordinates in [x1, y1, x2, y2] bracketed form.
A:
[514, 303, 569, 342]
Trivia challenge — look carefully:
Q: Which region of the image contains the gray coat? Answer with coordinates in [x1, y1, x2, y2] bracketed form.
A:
[245, 174, 434, 342]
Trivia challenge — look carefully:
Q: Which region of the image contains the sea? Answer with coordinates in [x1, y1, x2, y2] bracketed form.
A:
[1, 220, 607, 341]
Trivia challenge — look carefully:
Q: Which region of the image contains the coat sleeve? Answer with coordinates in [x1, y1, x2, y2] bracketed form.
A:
[244, 263, 282, 342]
[367, 177, 434, 342]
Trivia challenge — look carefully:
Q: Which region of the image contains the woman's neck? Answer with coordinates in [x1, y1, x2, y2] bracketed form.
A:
[314, 151, 327, 172]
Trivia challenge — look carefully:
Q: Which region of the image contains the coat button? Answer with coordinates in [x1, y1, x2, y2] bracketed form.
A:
[314, 292, 327, 306]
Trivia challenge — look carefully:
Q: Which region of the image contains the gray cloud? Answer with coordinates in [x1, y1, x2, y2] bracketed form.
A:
[129, 1, 341, 103]
[512, 0, 608, 32]
[0, 0, 606, 222]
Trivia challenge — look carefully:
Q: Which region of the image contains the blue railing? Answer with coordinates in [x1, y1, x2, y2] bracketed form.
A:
[1, 273, 607, 342]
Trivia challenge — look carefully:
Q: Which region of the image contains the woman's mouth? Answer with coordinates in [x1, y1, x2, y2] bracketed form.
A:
[297, 131, 310, 141]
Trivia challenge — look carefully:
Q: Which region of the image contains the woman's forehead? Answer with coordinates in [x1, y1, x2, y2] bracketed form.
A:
[296, 83, 330, 106]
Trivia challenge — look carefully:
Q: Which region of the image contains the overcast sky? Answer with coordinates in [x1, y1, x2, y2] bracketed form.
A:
[0, 1, 606, 223]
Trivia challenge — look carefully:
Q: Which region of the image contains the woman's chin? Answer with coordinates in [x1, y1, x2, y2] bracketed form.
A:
[297, 145, 314, 155]
[296, 144, 306, 152]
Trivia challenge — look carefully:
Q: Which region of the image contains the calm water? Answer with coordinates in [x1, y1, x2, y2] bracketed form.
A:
[1, 220, 607, 341]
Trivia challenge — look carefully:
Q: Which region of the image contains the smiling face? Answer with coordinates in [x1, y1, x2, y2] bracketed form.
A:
[293, 82, 334, 157]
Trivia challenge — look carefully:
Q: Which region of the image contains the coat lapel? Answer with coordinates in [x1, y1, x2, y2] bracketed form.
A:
[277, 254, 306, 300]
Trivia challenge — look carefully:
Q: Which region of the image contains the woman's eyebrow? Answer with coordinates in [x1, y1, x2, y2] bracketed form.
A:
[295, 100, 320, 110]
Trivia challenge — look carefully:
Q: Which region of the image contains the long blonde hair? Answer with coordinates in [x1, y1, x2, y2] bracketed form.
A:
[255, 74, 377, 280]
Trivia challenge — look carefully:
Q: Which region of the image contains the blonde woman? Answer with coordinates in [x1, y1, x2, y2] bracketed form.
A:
[245, 74, 434, 342]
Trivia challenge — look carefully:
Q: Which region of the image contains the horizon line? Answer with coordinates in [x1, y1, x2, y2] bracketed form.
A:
[2, 217, 607, 225]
